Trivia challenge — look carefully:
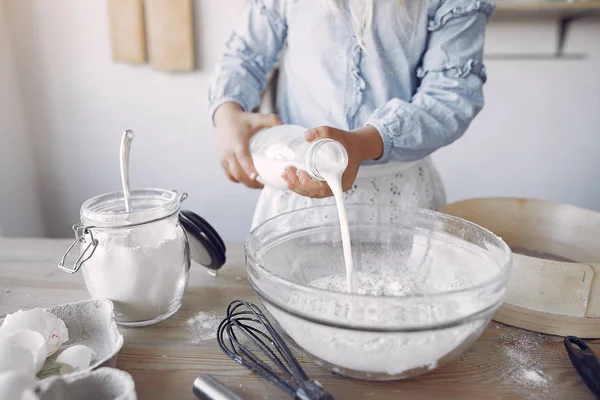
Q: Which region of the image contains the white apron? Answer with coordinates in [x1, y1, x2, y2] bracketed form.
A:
[251, 156, 446, 230]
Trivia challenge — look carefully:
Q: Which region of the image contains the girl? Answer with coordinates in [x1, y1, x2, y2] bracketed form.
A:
[208, 0, 494, 228]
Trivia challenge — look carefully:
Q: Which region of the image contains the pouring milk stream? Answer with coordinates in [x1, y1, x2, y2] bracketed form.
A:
[250, 125, 356, 292]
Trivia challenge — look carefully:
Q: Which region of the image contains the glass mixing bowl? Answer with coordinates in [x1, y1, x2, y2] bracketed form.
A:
[245, 205, 512, 380]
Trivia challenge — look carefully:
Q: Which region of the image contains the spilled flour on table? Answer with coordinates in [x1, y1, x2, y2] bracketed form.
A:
[519, 369, 548, 386]
[186, 311, 223, 343]
[499, 328, 553, 398]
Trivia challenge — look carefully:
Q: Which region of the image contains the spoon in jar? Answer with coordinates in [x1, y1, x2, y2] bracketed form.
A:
[120, 130, 135, 212]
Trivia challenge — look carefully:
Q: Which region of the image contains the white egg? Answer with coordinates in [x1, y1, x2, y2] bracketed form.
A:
[0, 309, 46, 338]
[0, 370, 37, 400]
[0, 329, 47, 374]
[0, 336, 36, 374]
[8, 330, 48, 373]
[0, 308, 69, 356]
[55, 345, 95, 375]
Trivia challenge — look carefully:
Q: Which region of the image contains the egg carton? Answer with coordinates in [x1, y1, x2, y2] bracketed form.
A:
[2, 299, 136, 398]
[38, 299, 124, 379]
[33, 367, 136, 400]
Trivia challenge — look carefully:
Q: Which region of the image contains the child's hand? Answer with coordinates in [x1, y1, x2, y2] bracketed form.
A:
[214, 102, 282, 188]
[281, 125, 383, 198]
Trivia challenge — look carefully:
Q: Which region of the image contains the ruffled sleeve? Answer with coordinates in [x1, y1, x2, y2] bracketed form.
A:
[365, 0, 495, 163]
[207, 0, 287, 124]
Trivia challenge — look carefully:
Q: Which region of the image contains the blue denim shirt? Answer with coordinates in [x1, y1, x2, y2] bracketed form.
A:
[208, 0, 495, 164]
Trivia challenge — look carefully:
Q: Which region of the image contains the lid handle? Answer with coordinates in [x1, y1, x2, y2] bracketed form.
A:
[564, 336, 600, 397]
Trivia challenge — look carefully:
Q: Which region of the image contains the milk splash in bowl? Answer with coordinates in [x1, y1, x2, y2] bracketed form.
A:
[247, 125, 511, 379]
[250, 125, 357, 292]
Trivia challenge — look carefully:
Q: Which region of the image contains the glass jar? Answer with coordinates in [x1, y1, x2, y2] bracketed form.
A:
[59, 188, 190, 327]
[250, 124, 348, 190]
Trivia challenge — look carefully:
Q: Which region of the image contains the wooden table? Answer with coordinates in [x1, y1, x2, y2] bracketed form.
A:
[1, 238, 598, 399]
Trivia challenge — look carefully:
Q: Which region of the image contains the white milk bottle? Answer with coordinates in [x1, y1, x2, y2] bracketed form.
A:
[250, 124, 348, 190]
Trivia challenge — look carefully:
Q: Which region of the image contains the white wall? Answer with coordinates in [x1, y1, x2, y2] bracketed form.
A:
[4, 0, 256, 241]
[0, 0, 44, 237]
[2, 1, 600, 242]
[432, 19, 600, 211]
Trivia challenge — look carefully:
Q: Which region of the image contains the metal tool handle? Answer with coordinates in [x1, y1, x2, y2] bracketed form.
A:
[564, 336, 600, 398]
[295, 380, 335, 400]
[193, 374, 245, 400]
[120, 130, 135, 212]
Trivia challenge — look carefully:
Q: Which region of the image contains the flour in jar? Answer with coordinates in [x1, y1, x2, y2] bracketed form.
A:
[82, 219, 188, 323]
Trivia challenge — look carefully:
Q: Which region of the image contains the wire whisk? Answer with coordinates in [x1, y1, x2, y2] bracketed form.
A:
[217, 300, 334, 400]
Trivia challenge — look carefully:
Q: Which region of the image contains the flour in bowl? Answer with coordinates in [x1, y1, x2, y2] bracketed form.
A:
[265, 237, 502, 376]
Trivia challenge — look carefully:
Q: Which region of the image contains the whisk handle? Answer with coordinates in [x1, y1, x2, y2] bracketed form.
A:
[295, 380, 335, 400]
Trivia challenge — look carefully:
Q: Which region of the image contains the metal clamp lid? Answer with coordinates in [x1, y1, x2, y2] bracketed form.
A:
[58, 223, 99, 274]
[57, 191, 224, 276]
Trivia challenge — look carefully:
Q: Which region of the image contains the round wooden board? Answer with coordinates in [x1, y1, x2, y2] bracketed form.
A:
[441, 197, 600, 339]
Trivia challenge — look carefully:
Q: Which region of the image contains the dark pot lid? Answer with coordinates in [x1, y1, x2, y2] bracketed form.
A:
[179, 210, 226, 271]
